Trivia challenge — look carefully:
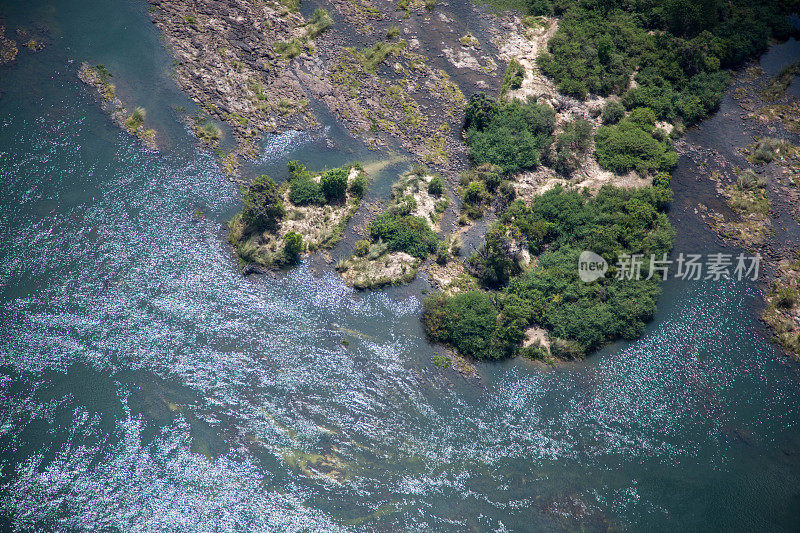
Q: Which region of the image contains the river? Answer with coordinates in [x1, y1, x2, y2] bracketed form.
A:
[2, 1, 800, 531]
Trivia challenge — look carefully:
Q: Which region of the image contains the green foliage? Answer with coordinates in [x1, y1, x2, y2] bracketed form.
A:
[348, 172, 368, 198]
[275, 39, 303, 59]
[354, 239, 371, 257]
[283, 231, 304, 262]
[320, 167, 348, 202]
[306, 8, 333, 38]
[552, 118, 592, 175]
[464, 93, 554, 174]
[519, 344, 548, 360]
[386, 26, 400, 40]
[595, 109, 678, 174]
[535, 0, 793, 125]
[468, 223, 523, 288]
[241, 175, 285, 232]
[94, 64, 113, 83]
[773, 285, 798, 309]
[288, 160, 310, 181]
[736, 169, 766, 190]
[125, 107, 146, 130]
[355, 40, 407, 72]
[601, 100, 625, 124]
[493, 185, 674, 353]
[368, 212, 438, 259]
[427, 176, 444, 196]
[501, 59, 525, 95]
[424, 291, 513, 360]
[289, 176, 324, 206]
[197, 121, 222, 143]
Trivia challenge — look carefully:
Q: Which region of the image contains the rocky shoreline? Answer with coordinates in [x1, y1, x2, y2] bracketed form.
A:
[682, 59, 800, 359]
[145, 0, 516, 176]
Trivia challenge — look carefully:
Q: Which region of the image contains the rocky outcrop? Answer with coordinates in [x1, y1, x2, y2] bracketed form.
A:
[0, 20, 18, 66]
[147, 0, 316, 158]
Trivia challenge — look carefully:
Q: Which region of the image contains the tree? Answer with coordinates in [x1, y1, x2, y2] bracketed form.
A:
[321, 167, 349, 201]
[242, 175, 284, 232]
[283, 231, 304, 263]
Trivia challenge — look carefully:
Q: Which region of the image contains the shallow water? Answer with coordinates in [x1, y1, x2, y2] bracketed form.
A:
[2, 2, 800, 531]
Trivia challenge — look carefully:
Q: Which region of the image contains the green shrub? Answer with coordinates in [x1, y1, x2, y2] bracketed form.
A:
[356, 41, 407, 72]
[320, 167, 348, 201]
[354, 239, 371, 257]
[550, 338, 585, 360]
[427, 176, 444, 196]
[468, 223, 523, 288]
[773, 285, 798, 309]
[283, 231, 304, 262]
[435, 240, 451, 265]
[348, 172, 368, 198]
[368, 212, 438, 259]
[386, 25, 400, 40]
[423, 290, 524, 360]
[288, 160, 310, 181]
[197, 121, 222, 143]
[519, 344, 548, 360]
[125, 107, 146, 130]
[552, 118, 592, 175]
[535, 0, 788, 124]
[496, 185, 673, 352]
[501, 59, 525, 95]
[464, 93, 554, 174]
[463, 180, 488, 206]
[306, 8, 332, 38]
[275, 39, 303, 59]
[289, 176, 324, 206]
[736, 169, 766, 190]
[595, 111, 677, 174]
[241, 175, 285, 232]
[601, 101, 626, 125]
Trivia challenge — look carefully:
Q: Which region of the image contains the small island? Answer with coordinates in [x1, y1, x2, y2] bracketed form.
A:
[228, 162, 368, 270]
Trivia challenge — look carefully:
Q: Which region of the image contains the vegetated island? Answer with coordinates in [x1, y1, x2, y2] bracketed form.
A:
[228, 162, 368, 271]
[336, 166, 465, 289]
[419, 0, 796, 366]
[150, 0, 798, 365]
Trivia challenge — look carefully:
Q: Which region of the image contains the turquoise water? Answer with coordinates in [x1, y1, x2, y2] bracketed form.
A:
[2, 1, 800, 531]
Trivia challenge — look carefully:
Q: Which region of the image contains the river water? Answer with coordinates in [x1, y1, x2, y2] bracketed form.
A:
[2, 1, 800, 531]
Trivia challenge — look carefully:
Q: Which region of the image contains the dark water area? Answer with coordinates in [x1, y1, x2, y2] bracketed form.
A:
[2, 1, 800, 531]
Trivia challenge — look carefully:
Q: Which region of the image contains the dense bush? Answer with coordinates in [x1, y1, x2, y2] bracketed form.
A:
[468, 223, 524, 288]
[601, 100, 625, 124]
[321, 167, 348, 201]
[552, 118, 592, 175]
[348, 172, 368, 198]
[595, 108, 678, 174]
[464, 93, 554, 174]
[354, 239, 370, 257]
[423, 291, 519, 360]
[500, 185, 673, 352]
[241, 175, 285, 232]
[534, 0, 794, 125]
[427, 176, 444, 196]
[501, 59, 525, 95]
[283, 231, 304, 263]
[368, 211, 439, 259]
[289, 176, 324, 205]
